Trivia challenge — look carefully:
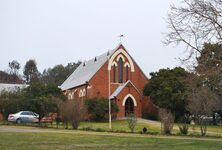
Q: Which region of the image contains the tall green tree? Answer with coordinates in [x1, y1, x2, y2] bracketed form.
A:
[0, 90, 23, 119]
[8, 60, 22, 83]
[40, 61, 81, 86]
[23, 59, 39, 83]
[0, 82, 65, 121]
[193, 43, 222, 125]
[8, 60, 20, 76]
[196, 43, 222, 96]
[143, 67, 188, 119]
[21, 82, 65, 121]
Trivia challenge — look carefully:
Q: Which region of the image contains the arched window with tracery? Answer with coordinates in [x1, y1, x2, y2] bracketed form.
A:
[113, 64, 116, 83]
[126, 65, 129, 81]
[118, 58, 123, 83]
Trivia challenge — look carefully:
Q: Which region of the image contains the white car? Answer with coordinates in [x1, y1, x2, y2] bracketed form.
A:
[8, 111, 39, 123]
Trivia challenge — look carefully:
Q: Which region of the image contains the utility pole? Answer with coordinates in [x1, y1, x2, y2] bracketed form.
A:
[108, 69, 111, 129]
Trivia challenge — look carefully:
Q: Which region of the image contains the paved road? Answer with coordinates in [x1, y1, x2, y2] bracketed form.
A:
[0, 126, 49, 133]
[0, 125, 222, 142]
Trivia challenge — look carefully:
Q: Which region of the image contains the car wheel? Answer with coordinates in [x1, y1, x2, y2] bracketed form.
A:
[16, 118, 22, 124]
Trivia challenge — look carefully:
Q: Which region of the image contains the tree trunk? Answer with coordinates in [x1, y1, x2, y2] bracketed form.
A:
[200, 119, 207, 136]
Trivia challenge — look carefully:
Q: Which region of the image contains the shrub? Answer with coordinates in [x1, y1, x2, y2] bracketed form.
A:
[85, 97, 119, 121]
[142, 127, 148, 133]
[82, 126, 92, 131]
[0, 90, 23, 119]
[178, 114, 190, 135]
[126, 113, 137, 133]
[58, 99, 85, 129]
[159, 108, 174, 135]
[95, 128, 105, 132]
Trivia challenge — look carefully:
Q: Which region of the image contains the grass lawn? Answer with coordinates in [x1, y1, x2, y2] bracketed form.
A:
[0, 131, 222, 150]
[2, 119, 222, 136]
[79, 120, 222, 136]
[79, 120, 160, 133]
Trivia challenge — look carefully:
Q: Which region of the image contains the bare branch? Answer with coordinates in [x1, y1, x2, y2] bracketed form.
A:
[164, 0, 222, 60]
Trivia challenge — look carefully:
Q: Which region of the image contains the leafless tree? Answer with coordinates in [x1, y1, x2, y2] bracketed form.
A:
[159, 108, 175, 135]
[58, 99, 85, 129]
[165, 0, 222, 60]
[187, 76, 219, 136]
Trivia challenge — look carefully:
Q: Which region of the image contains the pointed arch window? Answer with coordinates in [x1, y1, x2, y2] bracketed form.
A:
[118, 58, 123, 83]
[126, 65, 129, 81]
[113, 64, 116, 83]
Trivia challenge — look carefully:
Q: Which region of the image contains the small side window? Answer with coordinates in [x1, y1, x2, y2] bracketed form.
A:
[21, 112, 28, 115]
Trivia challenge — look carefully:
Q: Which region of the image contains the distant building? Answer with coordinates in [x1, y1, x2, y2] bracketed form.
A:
[60, 44, 157, 118]
[0, 83, 28, 93]
[0, 83, 28, 121]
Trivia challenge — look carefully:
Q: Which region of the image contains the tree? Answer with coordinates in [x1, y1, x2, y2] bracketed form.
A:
[40, 62, 81, 86]
[8, 60, 20, 76]
[0, 82, 64, 122]
[195, 43, 222, 124]
[186, 76, 219, 136]
[41, 65, 66, 86]
[23, 59, 39, 83]
[143, 67, 188, 119]
[159, 108, 175, 135]
[0, 90, 23, 119]
[21, 82, 65, 123]
[143, 67, 189, 134]
[196, 43, 222, 95]
[58, 99, 85, 129]
[165, 0, 222, 60]
[85, 97, 119, 121]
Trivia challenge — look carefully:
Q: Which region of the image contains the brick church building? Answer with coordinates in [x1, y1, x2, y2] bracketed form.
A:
[60, 44, 156, 118]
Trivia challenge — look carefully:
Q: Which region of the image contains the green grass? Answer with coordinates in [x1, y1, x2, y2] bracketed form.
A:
[78, 120, 222, 136]
[1, 119, 222, 136]
[79, 120, 159, 133]
[0, 131, 222, 150]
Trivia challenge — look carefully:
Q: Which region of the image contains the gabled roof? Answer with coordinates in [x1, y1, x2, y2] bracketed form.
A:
[0, 83, 29, 93]
[109, 80, 142, 99]
[60, 43, 149, 91]
[60, 48, 116, 91]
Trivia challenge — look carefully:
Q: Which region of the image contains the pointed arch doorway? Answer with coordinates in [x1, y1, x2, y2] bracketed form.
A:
[122, 94, 137, 117]
[125, 97, 134, 116]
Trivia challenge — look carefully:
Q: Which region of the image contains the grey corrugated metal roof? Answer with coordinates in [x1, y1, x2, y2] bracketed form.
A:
[109, 84, 125, 99]
[109, 80, 142, 99]
[0, 83, 28, 93]
[60, 49, 115, 91]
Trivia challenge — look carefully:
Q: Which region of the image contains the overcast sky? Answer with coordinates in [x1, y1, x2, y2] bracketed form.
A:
[0, 0, 184, 76]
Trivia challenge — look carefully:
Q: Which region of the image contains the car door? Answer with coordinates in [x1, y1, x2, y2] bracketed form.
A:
[29, 112, 38, 122]
[20, 112, 30, 123]
[27, 111, 38, 123]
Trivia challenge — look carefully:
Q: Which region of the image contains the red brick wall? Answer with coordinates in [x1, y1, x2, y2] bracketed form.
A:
[88, 47, 149, 98]
[64, 45, 156, 119]
[88, 62, 110, 98]
[114, 85, 142, 118]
